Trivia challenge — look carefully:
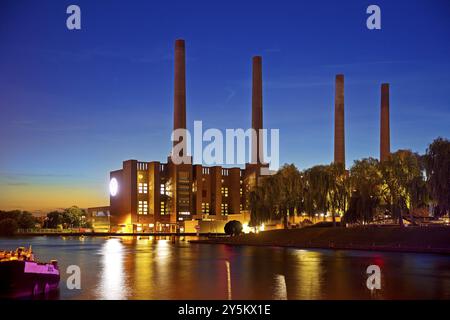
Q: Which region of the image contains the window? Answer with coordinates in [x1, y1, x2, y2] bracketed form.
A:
[221, 187, 228, 197]
[240, 187, 243, 196]
[160, 201, 166, 215]
[138, 183, 148, 194]
[240, 203, 243, 211]
[221, 203, 228, 215]
[137, 162, 148, 170]
[138, 201, 148, 215]
[202, 202, 210, 214]
[160, 183, 166, 195]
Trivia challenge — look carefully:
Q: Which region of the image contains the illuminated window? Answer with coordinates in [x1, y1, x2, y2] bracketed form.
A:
[160, 201, 166, 215]
[138, 183, 148, 194]
[202, 202, 210, 214]
[138, 201, 148, 215]
[240, 187, 243, 196]
[221, 187, 228, 197]
[160, 183, 166, 195]
[240, 203, 243, 211]
[221, 203, 228, 215]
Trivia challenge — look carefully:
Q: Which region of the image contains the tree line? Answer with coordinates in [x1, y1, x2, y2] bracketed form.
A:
[249, 137, 450, 227]
[0, 206, 91, 236]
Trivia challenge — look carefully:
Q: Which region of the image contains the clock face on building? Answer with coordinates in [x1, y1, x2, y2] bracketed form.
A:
[109, 178, 118, 196]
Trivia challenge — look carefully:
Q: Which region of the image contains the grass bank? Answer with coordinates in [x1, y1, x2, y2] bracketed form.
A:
[191, 226, 450, 254]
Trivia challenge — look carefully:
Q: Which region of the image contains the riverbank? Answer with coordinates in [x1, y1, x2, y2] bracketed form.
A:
[190, 226, 450, 254]
[12, 232, 215, 237]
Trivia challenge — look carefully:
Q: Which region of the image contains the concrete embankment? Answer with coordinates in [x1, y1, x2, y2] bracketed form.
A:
[190, 226, 450, 254]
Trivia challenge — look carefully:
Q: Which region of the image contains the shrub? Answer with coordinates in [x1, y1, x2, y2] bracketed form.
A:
[224, 220, 243, 236]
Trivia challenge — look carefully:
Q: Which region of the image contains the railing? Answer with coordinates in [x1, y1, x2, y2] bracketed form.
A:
[17, 228, 93, 234]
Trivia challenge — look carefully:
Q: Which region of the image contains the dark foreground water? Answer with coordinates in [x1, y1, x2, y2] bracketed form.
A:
[1, 236, 449, 300]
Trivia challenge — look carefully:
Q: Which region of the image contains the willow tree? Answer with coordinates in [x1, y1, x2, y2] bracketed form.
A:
[424, 137, 450, 217]
[249, 173, 279, 226]
[275, 164, 303, 228]
[380, 150, 424, 226]
[248, 164, 304, 228]
[328, 163, 349, 226]
[345, 158, 382, 224]
[304, 165, 332, 220]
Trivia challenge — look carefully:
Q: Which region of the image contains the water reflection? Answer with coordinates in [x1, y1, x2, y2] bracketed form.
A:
[293, 250, 323, 299]
[273, 274, 287, 300]
[1, 236, 449, 300]
[97, 238, 128, 300]
[225, 261, 232, 300]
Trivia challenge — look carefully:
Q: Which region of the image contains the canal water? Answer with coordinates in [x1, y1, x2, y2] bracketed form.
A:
[1, 236, 449, 299]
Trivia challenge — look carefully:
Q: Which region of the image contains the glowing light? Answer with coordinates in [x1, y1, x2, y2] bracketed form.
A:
[109, 178, 118, 196]
[242, 223, 251, 234]
[260, 223, 265, 232]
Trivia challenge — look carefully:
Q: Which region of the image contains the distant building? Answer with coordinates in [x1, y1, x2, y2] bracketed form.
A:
[87, 206, 110, 233]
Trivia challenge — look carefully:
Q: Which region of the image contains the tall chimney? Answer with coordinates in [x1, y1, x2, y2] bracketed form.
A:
[252, 56, 263, 164]
[334, 74, 345, 167]
[173, 39, 187, 153]
[380, 83, 390, 162]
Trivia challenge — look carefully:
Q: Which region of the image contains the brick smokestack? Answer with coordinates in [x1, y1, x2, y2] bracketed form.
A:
[334, 74, 345, 167]
[380, 83, 390, 162]
[173, 39, 187, 153]
[252, 56, 263, 164]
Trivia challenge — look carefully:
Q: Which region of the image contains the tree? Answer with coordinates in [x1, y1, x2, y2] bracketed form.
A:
[224, 220, 243, 236]
[345, 158, 382, 224]
[249, 184, 271, 227]
[17, 211, 37, 229]
[304, 165, 331, 220]
[380, 150, 425, 225]
[275, 164, 303, 228]
[0, 218, 18, 236]
[45, 211, 64, 229]
[424, 137, 450, 217]
[328, 163, 349, 226]
[248, 164, 305, 228]
[63, 206, 84, 228]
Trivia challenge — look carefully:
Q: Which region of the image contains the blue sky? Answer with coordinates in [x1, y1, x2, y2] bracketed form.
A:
[0, 0, 449, 211]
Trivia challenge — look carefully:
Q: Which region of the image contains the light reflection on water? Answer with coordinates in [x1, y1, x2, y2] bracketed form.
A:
[0, 236, 449, 300]
[97, 238, 127, 300]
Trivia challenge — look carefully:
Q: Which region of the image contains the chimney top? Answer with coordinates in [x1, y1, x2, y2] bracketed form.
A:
[175, 39, 185, 47]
